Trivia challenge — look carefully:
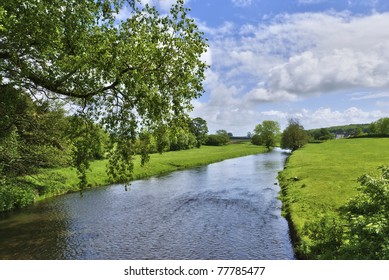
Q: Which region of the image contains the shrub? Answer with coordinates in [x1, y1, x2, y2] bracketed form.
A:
[251, 134, 262, 146]
[0, 181, 36, 212]
[205, 134, 229, 146]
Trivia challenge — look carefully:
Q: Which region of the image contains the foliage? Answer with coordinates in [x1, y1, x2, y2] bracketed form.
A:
[253, 120, 281, 149]
[67, 116, 108, 188]
[0, 180, 36, 212]
[341, 166, 389, 259]
[250, 134, 262, 146]
[1, 0, 208, 185]
[169, 128, 197, 151]
[298, 166, 389, 259]
[301, 214, 344, 259]
[216, 130, 230, 143]
[308, 124, 370, 138]
[205, 135, 226, 146]
[369, 117, 389, 135]
[0, 86, 71, 177]
[0, 6, 5, 31]
[189, 117, 209, 148]
[206, 130, 230, 146]
[281, 118, 309, 151]
[310, 128, 335, 141]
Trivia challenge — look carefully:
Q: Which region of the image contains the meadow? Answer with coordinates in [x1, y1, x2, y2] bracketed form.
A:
[278, 138, 389, 258]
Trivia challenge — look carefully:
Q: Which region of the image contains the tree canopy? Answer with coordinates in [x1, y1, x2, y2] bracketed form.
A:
[1, 0, 208, 186]
[281, 118, 309, 151]
[253, 120, 281, 149]
[190, 117, 208, 148]
[369, 117, 389, 135]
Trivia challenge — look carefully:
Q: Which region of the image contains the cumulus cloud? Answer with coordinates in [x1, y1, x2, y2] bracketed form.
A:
[303, 107, 386, 128]
[258, 107, 387, 129]
[208, 12, 389, 99]
[196, 12, 389, 128]
[194, 10, 389, 133]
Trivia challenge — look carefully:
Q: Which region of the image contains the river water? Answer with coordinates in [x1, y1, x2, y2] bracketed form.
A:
[0, 148, 294, 260]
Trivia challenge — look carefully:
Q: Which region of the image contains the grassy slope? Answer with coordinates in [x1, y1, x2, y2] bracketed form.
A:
[32, 143, 267, 199]
[278, 138, 389, 249]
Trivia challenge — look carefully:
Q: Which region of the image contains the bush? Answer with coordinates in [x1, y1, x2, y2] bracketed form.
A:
[205, 134, 229, 146]
[251, 134, 262, 146]
[0, 181, 36, 212]
[299, 166, 389, 259]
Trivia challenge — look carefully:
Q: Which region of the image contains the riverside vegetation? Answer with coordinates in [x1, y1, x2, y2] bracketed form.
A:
[278, 138, 389, 259]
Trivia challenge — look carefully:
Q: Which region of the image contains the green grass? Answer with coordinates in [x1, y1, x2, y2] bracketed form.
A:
[30, 143, 267, 200]
[278, 138, 389, 255]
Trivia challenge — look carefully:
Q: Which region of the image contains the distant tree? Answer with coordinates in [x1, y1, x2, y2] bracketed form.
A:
[312, 128, 335, 141]
[189, 117, 209, 148]
[281, 119, 309, 151]
[216, 130, 230, 144]
[247, 132, 253, 138]
[169, 128, 196, 151]
[205, 130, 230, 146]
[369, 117, 389, 135]
[253, 120, 281, 149]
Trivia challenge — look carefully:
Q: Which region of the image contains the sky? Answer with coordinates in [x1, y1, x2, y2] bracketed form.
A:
[136, 0, 389, 135]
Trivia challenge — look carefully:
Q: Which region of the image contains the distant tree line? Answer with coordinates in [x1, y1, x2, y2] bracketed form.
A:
[308, 118, 389, 140]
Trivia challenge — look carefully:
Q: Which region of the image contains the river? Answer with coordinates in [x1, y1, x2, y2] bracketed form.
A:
[0, 148, 294, 260]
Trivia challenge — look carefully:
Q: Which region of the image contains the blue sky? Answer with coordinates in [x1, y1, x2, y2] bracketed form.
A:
[138, 0, 389, 135]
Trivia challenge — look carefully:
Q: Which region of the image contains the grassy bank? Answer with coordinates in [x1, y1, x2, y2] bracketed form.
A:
[278, 138, 389, 258]
[18, 143, 267, 203]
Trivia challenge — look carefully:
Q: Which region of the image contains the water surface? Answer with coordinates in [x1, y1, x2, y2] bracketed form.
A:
[0, 149, 294, 259]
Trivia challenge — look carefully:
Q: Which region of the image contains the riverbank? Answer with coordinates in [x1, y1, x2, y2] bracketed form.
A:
[1, 143, 267, 212]
[278, 138, 389, 259]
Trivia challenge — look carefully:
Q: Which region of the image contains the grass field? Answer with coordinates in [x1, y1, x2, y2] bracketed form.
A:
[31, 143, 267, 200]
[278, 138, 389, 257]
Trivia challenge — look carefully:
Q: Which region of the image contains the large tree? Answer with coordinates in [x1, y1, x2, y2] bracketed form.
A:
[253, 120, 281, 149]
[190, 117, 208, 148]
[0, 0, 208, 185]
[281, 118, 309, 151]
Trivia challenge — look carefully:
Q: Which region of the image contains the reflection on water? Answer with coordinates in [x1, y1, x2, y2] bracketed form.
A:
[0, 149, 294, 260]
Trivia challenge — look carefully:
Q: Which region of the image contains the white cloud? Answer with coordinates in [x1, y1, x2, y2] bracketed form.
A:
[290, 107, 386, 129]
[195, 11, 389, 133]
[349, 92, 389, 100]
[204, 12, 389, 101]
[245, 88, 298, 103]
[231, 0, 253, 7]
[257, 107, 387, 130]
